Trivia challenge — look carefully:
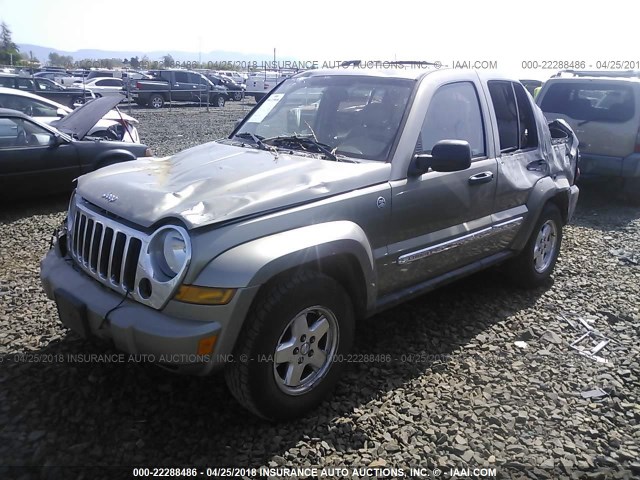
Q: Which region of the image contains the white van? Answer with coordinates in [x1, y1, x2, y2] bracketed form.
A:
[245, 71, 288, 101]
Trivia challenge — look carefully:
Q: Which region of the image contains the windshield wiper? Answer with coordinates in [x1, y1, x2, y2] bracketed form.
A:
[262, 135, 338, 161]
[233, 132, 268, 150]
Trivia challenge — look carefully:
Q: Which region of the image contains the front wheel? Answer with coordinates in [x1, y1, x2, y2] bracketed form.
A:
[225, 271, 354, 421]
[71, 96, 85, 107]
[232, 91, 243, 101]
[505, 203, 563, 288]
[211, 95, 225, 108]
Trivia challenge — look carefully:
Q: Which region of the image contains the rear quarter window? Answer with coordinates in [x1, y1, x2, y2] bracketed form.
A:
[540, 82, 635, 123]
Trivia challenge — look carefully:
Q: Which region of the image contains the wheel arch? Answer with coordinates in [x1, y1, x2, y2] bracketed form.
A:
[191, 221, 377, 318]
[93, 150, 137, 170]
[511, 176, 573, 251]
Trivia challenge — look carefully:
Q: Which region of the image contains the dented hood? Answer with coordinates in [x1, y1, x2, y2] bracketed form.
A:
[76, 142, 390, 229]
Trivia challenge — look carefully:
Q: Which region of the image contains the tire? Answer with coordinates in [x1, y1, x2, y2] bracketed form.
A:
[505, 203, 563, 288]
[232, 91, 243, 101]
[253, 94, 264, 102]
[148, 94, 164, 109]
[225, 270, 355, 421]
[212, 95, 225, 108]
[71, 96, 85, 107]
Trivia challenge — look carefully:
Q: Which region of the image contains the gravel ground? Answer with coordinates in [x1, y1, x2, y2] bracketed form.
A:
[0, 104, 638, 480]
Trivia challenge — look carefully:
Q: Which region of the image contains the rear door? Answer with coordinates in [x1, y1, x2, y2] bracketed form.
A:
[538, 80, 638, 175]
[487, 81, 547, 233]
[172, 71, 197, 101]
[384, 79, 498, 294]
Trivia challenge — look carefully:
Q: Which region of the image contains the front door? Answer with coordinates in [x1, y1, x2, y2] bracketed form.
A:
[0, 116, 78, 196]
[382, 81, 498, 294]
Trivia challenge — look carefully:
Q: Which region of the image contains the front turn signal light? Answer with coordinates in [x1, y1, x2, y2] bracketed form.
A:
[174, 285, 236, 305]
[197, 336, 218, 355]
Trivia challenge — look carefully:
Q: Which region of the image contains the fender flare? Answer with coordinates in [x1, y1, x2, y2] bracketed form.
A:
[192, 221, 377, 311]
[511, 175, 573, 251]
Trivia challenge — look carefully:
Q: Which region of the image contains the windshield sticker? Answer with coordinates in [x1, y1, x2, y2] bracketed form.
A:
[247, 94, 285, 122]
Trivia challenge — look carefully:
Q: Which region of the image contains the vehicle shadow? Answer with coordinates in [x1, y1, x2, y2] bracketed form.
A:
[572, 178, 640, 231]
[0, 269, 544, 470]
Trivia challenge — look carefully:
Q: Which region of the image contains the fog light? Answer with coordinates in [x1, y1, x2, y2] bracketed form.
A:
[174, 285, 236, 305]
[139, 278, 152, 299]
[197, 336, 218, 355]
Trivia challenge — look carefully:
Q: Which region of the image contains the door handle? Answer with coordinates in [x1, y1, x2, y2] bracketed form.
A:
[527, 159, 547, 172]
[468, 171, 494, 185]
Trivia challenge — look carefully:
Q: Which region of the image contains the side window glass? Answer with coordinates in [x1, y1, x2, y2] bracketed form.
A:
[0, 95, 56, 117]
[513, 83, 538, 149]
[174, 72, 189, 83]
[0, 117, 53, 148]
[36, 80, 52, 91]
[417, 82, 486, 157]
[488, 81, 519, 152]
[17, 78, 34, 90]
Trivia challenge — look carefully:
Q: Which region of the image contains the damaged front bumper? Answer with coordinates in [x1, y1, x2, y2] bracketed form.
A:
[40, 238, 256, 375]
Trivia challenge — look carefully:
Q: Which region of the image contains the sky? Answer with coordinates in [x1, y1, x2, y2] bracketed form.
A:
[1, 0, 638, 80]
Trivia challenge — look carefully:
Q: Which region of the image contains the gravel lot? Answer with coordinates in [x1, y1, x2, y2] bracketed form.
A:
[0, 103, 638, 480]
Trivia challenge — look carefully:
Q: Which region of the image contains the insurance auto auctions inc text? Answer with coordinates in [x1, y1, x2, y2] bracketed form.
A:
[251, 466, 497, 478]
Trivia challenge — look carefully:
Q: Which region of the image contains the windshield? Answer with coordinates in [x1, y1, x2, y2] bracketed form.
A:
[235, 75, 414, 161]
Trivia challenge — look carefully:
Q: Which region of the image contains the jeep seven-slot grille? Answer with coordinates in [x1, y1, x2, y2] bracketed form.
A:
[70, 208, 143, 293]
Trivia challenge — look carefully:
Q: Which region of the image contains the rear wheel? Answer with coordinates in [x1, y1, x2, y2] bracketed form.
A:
[505, 203, 563, 288]
[225, 271, 354, 421]
[148, 94, 164, 109]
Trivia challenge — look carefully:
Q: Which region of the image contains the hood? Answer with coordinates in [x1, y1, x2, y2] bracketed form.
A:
[51, 95, 126, 139]
[76, 142, 390, 229]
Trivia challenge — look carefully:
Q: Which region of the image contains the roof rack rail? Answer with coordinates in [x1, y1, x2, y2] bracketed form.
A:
[340, 60, 440, 67]
[552, 69, 640, 79]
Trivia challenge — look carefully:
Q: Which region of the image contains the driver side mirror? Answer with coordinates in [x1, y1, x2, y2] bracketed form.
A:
[409, 140, 472, 176]
[48, 134, 65, 147]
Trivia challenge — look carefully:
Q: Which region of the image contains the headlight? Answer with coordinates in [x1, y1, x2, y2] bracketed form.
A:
[149, 226, 190, 280]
